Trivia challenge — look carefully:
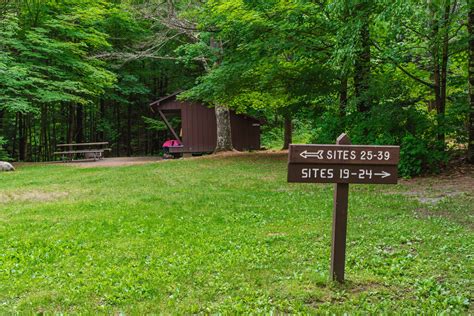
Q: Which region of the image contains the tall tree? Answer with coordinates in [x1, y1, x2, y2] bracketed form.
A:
[377, 0, 467, 146]
[354, 1, 372, 113]
[125, 0, 235, 152]
[469, 0, 474, 163]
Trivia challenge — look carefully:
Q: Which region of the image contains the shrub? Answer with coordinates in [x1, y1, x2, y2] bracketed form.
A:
[311, 103, 448, 177]
[399, 134, 447, 177]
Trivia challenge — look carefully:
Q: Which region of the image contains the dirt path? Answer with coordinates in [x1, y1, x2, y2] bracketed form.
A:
[398, 164, 474, 201]
[13, 156, 163, 169]
[62, 157, 163, 168]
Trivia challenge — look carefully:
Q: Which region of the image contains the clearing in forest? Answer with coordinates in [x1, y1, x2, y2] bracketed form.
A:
[0, 153, 472, 314]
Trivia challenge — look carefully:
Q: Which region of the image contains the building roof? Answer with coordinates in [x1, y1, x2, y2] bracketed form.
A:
[149, 91, 263, 123]
[149, 91, 183, 111]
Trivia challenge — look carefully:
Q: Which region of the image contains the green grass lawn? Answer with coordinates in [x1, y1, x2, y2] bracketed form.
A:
[0, 154, 472, 314]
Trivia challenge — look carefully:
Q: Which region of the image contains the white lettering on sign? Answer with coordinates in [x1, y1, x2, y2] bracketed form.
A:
[360, 151, 390, 161]
[301, 168, 335, 179]
[303, 168, 392, 180]
[340, 169, 391, 179]
[326, 150, 357, 160]
[300, 150, 391, 161]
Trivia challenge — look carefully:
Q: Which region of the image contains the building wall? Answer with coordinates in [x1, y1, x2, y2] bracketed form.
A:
[230, 112, 260, 151]
[158, 100, 260, 153]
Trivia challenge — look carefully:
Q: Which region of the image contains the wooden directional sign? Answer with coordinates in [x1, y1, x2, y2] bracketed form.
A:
[288, 144, 399, 184]
[288, 164, 398, 184]
[289, 145, 400, 165]
[287, 133, 400, 283]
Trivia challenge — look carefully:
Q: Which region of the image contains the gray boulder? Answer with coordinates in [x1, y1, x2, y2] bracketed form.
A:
[0, 161, 15, 172]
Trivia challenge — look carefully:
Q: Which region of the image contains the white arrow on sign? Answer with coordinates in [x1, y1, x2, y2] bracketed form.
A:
[300, 150, 324, 159]
[374, 171, 391, 178]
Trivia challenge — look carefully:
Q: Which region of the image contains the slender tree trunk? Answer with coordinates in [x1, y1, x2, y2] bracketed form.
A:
[29, 114, 35, 161]
[468, 0, 474, 163]
[18, 113, 26, 161]
[0, 109, 4, 134]
[40, 104, 48, 160]
[214, 104, 233, 152]
[283, 114, 293, 150]
[437, 1, 451, 146]
[76, 105, 84, 143]
[67, 104, 75, 145]
[99, 98, 105, 141]
[89, 104, 94, 142]
[127, 103, 132, 156]
[12, 113, 18, 159]
[339, 76, 348, 117]
[116, 103, 120, 157]
[433, 49, 442, 137]
[429, 0, 446, 145]
[46, 106, 52, 160]
[354, 11, 371, 113]
[52, 106, 57, 158]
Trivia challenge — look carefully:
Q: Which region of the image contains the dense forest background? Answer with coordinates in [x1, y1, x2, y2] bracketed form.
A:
[0, 0, 473, 176]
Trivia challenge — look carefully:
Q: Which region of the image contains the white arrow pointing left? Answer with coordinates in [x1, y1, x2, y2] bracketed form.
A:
[300, 150, 324, 159]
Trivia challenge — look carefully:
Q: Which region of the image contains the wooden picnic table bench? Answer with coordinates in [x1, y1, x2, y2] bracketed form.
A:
[56, 142, 109, 148]
[54, 142, 111, 162]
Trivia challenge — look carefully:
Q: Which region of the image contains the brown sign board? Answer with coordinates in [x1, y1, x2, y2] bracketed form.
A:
[289, 144, 400, 165]
[288, 164, 398, 184]
[287, 134, 401, 283]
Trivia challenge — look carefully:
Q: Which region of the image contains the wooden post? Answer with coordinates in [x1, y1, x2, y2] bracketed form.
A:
[330, 133, 351, 282]
[158, 110, 181, 142]
[288, 133, 400, 283]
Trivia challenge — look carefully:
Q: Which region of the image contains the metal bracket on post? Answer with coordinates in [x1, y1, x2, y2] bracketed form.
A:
[330, 133, 351, 283]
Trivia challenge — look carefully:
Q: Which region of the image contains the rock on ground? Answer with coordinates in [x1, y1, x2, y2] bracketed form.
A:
[0, 161, 15, 171]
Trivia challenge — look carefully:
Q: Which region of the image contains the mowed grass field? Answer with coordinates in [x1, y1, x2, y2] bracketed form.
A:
[0, 153, 472, 314]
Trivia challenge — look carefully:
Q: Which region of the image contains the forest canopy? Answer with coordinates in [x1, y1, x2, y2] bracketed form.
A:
[0, 0, 473, 176]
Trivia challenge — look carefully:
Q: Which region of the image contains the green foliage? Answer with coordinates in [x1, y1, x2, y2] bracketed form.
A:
[0, 137, 10, 161]
[142, 116, 181, 132]
[313, 100, 450, 177]
[0, 0, 471, 171]
[399, 134, 447, 177]
[261, 119, 313, 150]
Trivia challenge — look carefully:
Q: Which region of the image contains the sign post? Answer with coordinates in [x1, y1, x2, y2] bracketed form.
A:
[287, 133, 400, 283]
[330, 133, 351, 283]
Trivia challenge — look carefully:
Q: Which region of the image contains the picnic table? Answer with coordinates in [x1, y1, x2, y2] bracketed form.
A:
[54, 142, 111, 162]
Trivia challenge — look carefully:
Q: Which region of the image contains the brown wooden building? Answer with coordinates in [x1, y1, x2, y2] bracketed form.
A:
[150, 93, 261, 154]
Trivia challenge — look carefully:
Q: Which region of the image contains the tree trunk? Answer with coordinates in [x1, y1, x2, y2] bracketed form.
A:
[469, 0, 474, 163]
[127, 103, 132, 156]
[214, 104, 233, 152]
[98, 98, 105, 142]
[18, 113, 26, 161]
[52, 106, 57, 157]
[0, 109, 4, 134]
[437, 0, 451, 146]
[433, 53, 442, 141]
[40, 104, 48, 160]
[339, 76, 348, 117]
[283, 114, 293, 150]
[354, 12, 371, 113]
[12, 113, 18, 159]
[116, 103, 120, 157]
[76, 105, 84, 143]
[29, 114, 35, 161]
[67, 104, 75, 145]
[210, 37, 233, 153]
